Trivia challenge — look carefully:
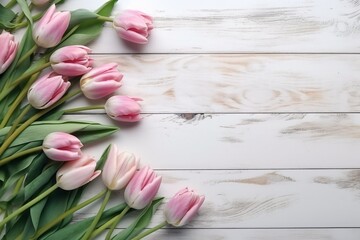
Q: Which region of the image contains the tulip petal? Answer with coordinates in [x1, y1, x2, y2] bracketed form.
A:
[43, 148, 81, 161]
[102, 144, 118, 188]
[52, 62, 92, 76]
[178, 195, 205, 226]
[131, 175, 162, 209]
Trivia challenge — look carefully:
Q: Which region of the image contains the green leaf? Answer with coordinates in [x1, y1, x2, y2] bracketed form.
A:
[25, 152, 48, 184]
[69, 9, 98, 28]
[0, 120, 118, 148]
[112, 198, 164, 240]
[0, 4, 16, 29]
[22, 164, 59, 203]
[1, 140, 41, 159]
[56, 0, 117, 48]
[42, 202, 128, 240]
[38, 188, 77, 231]
[0, 143, 42, 198]
[30, 194, 49, 230]
[96, 144, 111, 170]
[16, 0, 33, 25]
[2, 213, 34, 240]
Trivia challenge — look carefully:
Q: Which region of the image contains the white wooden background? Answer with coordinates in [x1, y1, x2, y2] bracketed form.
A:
[59, 0, 360, 239]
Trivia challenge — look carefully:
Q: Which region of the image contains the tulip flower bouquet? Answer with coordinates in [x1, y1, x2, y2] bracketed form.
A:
[0, 0, 204, 239]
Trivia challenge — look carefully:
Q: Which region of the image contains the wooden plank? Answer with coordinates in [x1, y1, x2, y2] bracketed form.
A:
[58, 0, 360, 53]
[96, 229, 360, 240]
[63, 114, 360, 169]
[64, 54, 360, 113]
[76, 170, 360, 228]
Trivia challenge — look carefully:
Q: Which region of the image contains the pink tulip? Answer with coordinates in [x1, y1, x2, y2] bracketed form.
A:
[164, 188, 205, 227]
[102, 144, 139, 190]
[124, 166, 162, 209]
[50, 45, 93, 76]
[113, 10, 153, 44]
[56, 154, 101, 190]
[43, 132, 83, 161]
[32, 4, 70, 48]
[31, 0, 49, 6]
[27, 72, 70, 109]
[0, 31, 18, 74]
[80, 63, 123, 99]
[105, 96, 142, 122]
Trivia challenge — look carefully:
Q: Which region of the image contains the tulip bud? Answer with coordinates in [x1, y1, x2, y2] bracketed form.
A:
[124, 166, 162, 209]
[105, 96, 142, 122]
[113, 10, 153, 44]
[50, 45, 93, 76]
[32, 4, 70, 48]
[102, 144, 139, 190]
[43, 132, 83, 161]
[0, 31, 18, 74]
[164, 188, 205, 227]
[56, 154, 101, 190]
[80, 63, 123, 99]
[27, 72, 70, 109]
[31, 0, 49, 6]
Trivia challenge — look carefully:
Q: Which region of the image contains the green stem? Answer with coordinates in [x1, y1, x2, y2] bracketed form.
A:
[15, 233, 24, 240]
[13, 12, 42, 31]
[1, 89, 29, 128]
[0, 89, 81, 157]
[90, 213, 117, 238]
[0, 183, 58, 229]
[97, 15, 113, 22]
[81, 189, 112, 240]
[14, 3, 32, 25]
[11, 175, 25, 199]
[0, 62, 51, 102]
[130, 221, 167, 240]
[4, 105, 32, 139]
[10, 61, 50, 87]
[17, 45, 38, 66]
[5, 0, 17, 8]
[30, 189, 107, 240]
[0, 146, 42, 167]
[105, 206, 131, 240]
[64, 105, 104, 114]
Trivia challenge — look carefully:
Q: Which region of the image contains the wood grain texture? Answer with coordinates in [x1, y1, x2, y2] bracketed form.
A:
[50, 1, 360, 239]
[58, 0, 360, 53]
[64, 54, 360, 113]
[76, 170, 360, 228]
[63, 114, 360, 169]
[126, 229, 360, 240]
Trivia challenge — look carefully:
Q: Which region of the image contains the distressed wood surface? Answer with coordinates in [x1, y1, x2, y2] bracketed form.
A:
[65, 54, 360, 113]
[64, 114, 360, 169]
[52, 0, 360, 239]
[58, 0, 360, 53]
[121, 229, 360, 240]
[76, 169, 360, 228]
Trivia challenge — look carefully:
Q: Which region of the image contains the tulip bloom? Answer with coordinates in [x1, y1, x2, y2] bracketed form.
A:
[56, 154, 101, 190]
[164, 188, 205, 227]
[113, 10, 153, 44]
[124, 166, 162, 209]
[80, 63, 123, 99]
[50, 45, 93, 76]
[27, 72, 70, 109]
[102, 144, 139, 190]
[43, 132, 83, 161]
[0, 31, 17, 74]
[32, 4, 70, 48]
[105, 96, 142, 122]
